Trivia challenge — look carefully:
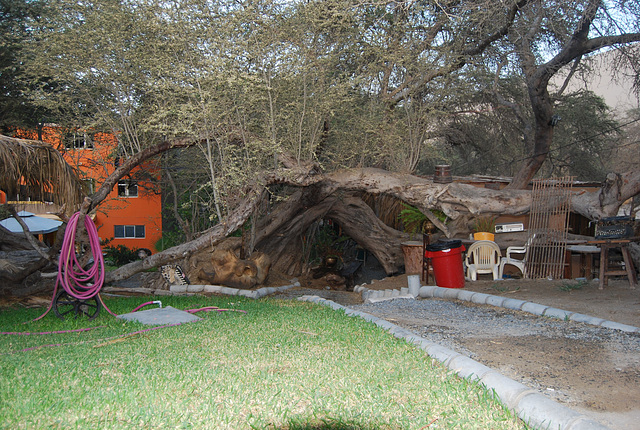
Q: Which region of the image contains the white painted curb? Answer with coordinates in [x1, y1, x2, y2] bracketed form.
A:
[169, 280, 301, 298]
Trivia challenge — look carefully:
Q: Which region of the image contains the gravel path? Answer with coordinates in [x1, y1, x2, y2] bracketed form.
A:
[350, 298, 640, 363]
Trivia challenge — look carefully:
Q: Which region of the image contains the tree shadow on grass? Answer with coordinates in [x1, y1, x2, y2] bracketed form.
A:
[269, 418, 385, 430]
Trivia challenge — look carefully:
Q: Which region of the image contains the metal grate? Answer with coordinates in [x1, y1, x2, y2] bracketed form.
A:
[525, 177, 574, 279]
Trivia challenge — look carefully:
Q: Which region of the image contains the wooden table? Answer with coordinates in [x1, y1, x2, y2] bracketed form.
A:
[567, 237, 639, 289]
[565, 245, 601, 280]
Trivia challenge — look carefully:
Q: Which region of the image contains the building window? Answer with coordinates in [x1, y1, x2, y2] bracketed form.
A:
[114, 225, 145, 238]
[82, 179, 95, 195]
[117, 180, 138, 197]
[64, 132, 94, 150]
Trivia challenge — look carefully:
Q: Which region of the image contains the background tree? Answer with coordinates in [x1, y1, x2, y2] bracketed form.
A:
[439, 76, 623, 181]
[502, 0, 640, 188]
[4, 0, 640, 283]
[20, 0, 639, 192]
[0, 0, 50, 134]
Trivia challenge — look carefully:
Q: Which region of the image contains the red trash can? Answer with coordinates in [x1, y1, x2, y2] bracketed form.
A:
[425, 240, 466, 288]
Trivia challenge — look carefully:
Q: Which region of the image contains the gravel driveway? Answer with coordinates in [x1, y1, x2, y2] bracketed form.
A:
[351, 298, 639, 361]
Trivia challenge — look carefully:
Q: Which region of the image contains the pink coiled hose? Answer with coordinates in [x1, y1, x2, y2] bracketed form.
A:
[57, 212, 105, 300]
[26, 212, 245, 325]
[33, 212, 113, 321]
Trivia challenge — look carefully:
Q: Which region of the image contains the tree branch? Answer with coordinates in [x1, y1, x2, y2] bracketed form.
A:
[87, 137, 199, 213]
[391, 0, 531, 104]
[103, 158, 640, 283]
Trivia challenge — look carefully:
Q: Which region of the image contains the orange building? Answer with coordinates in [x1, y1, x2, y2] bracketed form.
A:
[11, 126, 162, 253]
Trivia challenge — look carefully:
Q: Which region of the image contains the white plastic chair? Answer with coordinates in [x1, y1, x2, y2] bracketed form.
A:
[465, 240, 501, 280]
[498, 235, 535, 279]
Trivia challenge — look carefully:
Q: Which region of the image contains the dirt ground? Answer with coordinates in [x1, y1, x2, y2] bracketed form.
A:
[284, 273, 640, 429]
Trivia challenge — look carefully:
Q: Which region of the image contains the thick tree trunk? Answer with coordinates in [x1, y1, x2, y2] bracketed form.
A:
[254, 191, 407, 276]
[507, 70, 555, 190]
[506, 2, 640, 190]
[324, 195, 406, 274]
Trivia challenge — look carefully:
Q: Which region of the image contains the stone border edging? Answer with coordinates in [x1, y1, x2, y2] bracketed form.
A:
[168, 280, 300, 298]
[353, 284, 640, 333]
[298, 294, 611, 430]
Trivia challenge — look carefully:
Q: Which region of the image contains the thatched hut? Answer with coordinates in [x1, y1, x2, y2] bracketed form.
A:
[0, 134, 84, 213]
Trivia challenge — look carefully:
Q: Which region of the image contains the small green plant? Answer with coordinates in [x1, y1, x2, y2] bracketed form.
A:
[398, 204, 447, 237]
[491, 284, 521, 294]
[310, 220, 349, 265]
[473, 215, 497, 233]
[399, 204, 429, 237]
[558, 279, 587, 292]
[491, 284, 508, 293]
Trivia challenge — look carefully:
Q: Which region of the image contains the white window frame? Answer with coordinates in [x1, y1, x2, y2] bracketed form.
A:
[65, 132, 94, 150]
[114, 225, 145, 239]
[117, 180, 138, 197]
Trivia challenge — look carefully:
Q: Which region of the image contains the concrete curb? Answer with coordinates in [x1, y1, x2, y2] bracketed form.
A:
[166, 277, 638, 333]
[298, 294, 611, 430]
[169, 280, 300, 298]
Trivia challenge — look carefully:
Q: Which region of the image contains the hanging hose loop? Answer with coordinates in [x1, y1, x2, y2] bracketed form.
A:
[31, 211, 110, 322]
[58, 212, 105, 300]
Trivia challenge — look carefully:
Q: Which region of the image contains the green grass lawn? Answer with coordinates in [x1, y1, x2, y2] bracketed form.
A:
[1, 295, 527, 429]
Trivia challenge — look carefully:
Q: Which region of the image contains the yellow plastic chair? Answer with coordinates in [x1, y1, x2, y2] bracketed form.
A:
[465, 240, 501, 281]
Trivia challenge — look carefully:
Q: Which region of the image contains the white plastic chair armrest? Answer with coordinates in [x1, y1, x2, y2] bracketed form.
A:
[505, 246, 526, 259]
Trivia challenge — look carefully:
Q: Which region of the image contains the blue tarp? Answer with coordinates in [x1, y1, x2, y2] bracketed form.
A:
[0, 211, 63, 235]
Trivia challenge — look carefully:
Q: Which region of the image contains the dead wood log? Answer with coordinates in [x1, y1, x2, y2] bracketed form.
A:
[187, 243, 271, 289]
[0, 224, 33, 251]
[0, 251, 52, 295]
[252, 189, 407, 275]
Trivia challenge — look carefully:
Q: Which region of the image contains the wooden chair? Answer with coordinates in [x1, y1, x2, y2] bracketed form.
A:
[465, 240, 501, 280]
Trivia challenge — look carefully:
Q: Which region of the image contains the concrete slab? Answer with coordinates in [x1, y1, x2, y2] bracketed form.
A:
[117, 306, 201, 325]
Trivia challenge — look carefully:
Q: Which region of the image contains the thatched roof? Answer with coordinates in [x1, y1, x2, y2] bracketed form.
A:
[0, 134, 85, 210]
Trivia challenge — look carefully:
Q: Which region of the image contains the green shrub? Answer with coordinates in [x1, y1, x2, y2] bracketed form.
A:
[153, 230, 183, 252]
[473, 215, 497, 233]
[102, 244, 139, 266]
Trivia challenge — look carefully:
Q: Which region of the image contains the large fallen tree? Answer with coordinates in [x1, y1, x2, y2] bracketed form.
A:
[2, 137, 639, 293]
[104, 152, 640, 283]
